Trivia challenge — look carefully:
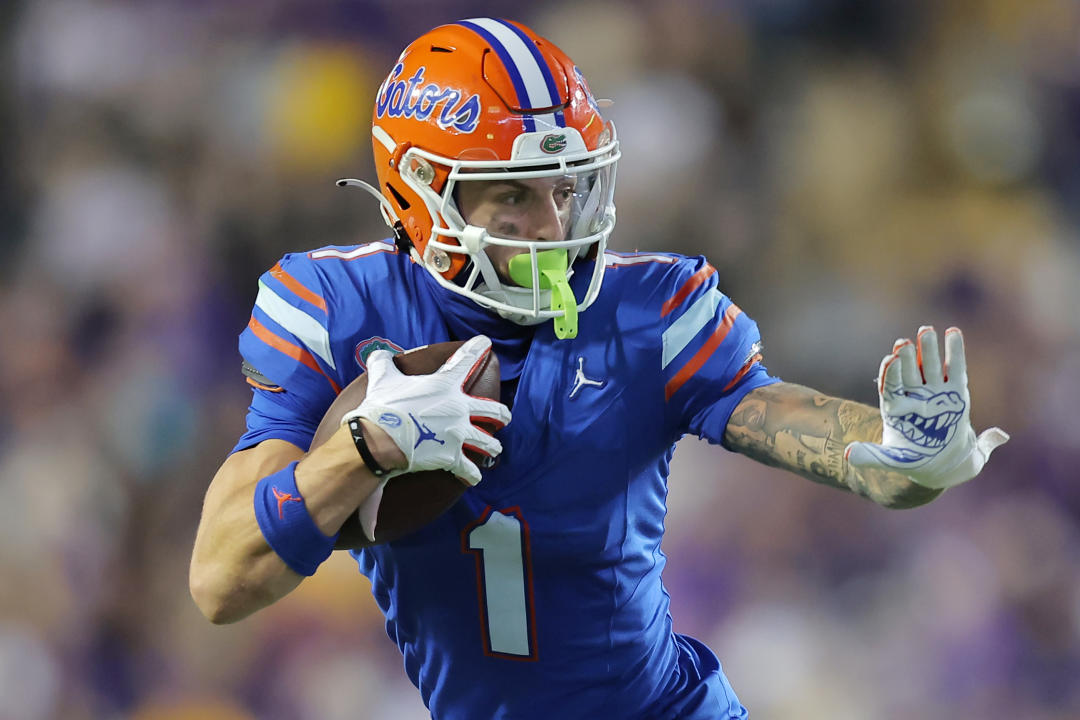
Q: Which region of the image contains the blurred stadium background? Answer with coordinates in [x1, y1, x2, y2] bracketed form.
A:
[0, 0, 1077, 718]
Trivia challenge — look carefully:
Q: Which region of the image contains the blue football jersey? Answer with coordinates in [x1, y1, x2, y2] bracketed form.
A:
[233, 241, 780, 720]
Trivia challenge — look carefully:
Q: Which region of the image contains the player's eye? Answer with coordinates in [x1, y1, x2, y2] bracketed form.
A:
[553, 186, 575, 207]
[496, 190, 526, 207]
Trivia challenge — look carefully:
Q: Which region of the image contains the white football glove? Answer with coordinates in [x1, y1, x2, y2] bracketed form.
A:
[845, 326, 1008, 490]
[341, 335, 512, 486]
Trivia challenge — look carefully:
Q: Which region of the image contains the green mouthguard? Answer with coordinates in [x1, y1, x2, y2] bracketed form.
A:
[508, 250, 578, 339]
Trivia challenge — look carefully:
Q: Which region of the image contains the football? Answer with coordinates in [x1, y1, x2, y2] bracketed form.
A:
[310, 340, 501, 549]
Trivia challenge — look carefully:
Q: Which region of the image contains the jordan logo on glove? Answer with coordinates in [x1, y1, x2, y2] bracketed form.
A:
[411, 413, 445, 448]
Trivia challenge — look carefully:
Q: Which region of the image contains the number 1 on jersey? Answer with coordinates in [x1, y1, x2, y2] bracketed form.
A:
[463, 507, 537, 660]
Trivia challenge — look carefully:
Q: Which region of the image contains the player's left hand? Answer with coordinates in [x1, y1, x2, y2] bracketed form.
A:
[845, 326, 1009, 489]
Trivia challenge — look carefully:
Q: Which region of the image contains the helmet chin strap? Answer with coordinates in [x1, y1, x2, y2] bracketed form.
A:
[459, 224, 508, 299]
[461, 224, 578, 337]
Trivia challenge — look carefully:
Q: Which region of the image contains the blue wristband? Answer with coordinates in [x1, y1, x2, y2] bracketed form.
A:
[253, 461, 339, 576]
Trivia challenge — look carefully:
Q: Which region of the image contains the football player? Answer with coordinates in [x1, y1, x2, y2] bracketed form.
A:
[190, 18, 1007, 720]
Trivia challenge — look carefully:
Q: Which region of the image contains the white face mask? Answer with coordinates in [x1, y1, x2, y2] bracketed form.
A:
[404, 127, 620, 339]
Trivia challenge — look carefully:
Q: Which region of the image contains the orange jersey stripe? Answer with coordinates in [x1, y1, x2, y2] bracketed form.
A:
[664, 303, 742, 401]
[247, 316, 341, 395]
[270, 263, 327, 313]
[721, 353, 763, 393]
[246, 376, 285, 393]
[661, 264, 716, 318]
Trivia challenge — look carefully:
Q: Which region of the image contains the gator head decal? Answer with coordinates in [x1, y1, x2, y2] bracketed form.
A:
[886, 388, 965, 450]
[540, 133, 568, 154]
[354, 336, 404, 371]
[872, 384, 967, 465]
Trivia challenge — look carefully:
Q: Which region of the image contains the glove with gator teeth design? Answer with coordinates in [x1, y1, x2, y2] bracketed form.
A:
[845, 326, 1009, 490]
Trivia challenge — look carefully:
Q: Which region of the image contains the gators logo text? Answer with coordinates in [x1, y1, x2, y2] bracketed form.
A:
[355, 336, 404, 370]
[376, 63, 482, 134]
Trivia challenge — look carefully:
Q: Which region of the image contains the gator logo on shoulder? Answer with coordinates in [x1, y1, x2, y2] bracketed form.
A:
[540, 133, 567, 154]
[354, 337, 404, 371]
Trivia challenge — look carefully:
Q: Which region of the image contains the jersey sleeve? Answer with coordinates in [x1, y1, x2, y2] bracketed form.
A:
[660, 256, 780, 445]
[231, 252, 342, 454]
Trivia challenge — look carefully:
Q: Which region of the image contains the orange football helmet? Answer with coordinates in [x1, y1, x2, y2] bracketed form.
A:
[341, 18, 619, 335]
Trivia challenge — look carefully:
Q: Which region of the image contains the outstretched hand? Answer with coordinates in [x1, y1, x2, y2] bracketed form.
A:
[845, 326, 1008, 490]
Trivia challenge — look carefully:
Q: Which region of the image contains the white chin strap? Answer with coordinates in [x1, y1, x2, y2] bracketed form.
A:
[478, 284, 557, 325]
[458, 223, 559, 324]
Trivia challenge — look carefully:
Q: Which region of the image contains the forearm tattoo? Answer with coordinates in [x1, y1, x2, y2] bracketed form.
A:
[723, 383, 941, 508]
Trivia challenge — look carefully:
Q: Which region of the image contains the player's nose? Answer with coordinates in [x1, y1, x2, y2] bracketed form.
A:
[524, 194, 566, 243]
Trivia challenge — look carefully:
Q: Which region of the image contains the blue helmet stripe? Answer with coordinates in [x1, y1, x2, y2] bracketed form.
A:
[491, 18, 566, 128]
[458, 19, 536, 133]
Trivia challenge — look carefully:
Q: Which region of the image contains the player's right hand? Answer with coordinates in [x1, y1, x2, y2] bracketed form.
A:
[341, 335, 512, 486]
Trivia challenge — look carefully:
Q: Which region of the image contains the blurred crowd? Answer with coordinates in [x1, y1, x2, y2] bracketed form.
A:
[0, 0, 1077, 718]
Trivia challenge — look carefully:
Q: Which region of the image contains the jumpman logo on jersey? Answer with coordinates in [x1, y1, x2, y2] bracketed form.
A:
[410, 413, 445, 448]
[272, 487, 303, 520]
[569, 356, 606, 399]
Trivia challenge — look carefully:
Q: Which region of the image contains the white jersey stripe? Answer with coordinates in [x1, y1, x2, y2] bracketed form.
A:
[662, 288, 723, 369]
[255, 280, 337, 370]
[604, 252, 676, 266]
[310, 242, 394, 260]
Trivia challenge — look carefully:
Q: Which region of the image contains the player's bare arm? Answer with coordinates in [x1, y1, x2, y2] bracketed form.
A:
[190, 424, 399, 624]
[724, 327, 1007, 508]
[190, 337, 508, 624]
[723, 382, 939, 508]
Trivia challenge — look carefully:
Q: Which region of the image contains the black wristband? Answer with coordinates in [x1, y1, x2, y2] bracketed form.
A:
[348, 417, 391, 478]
